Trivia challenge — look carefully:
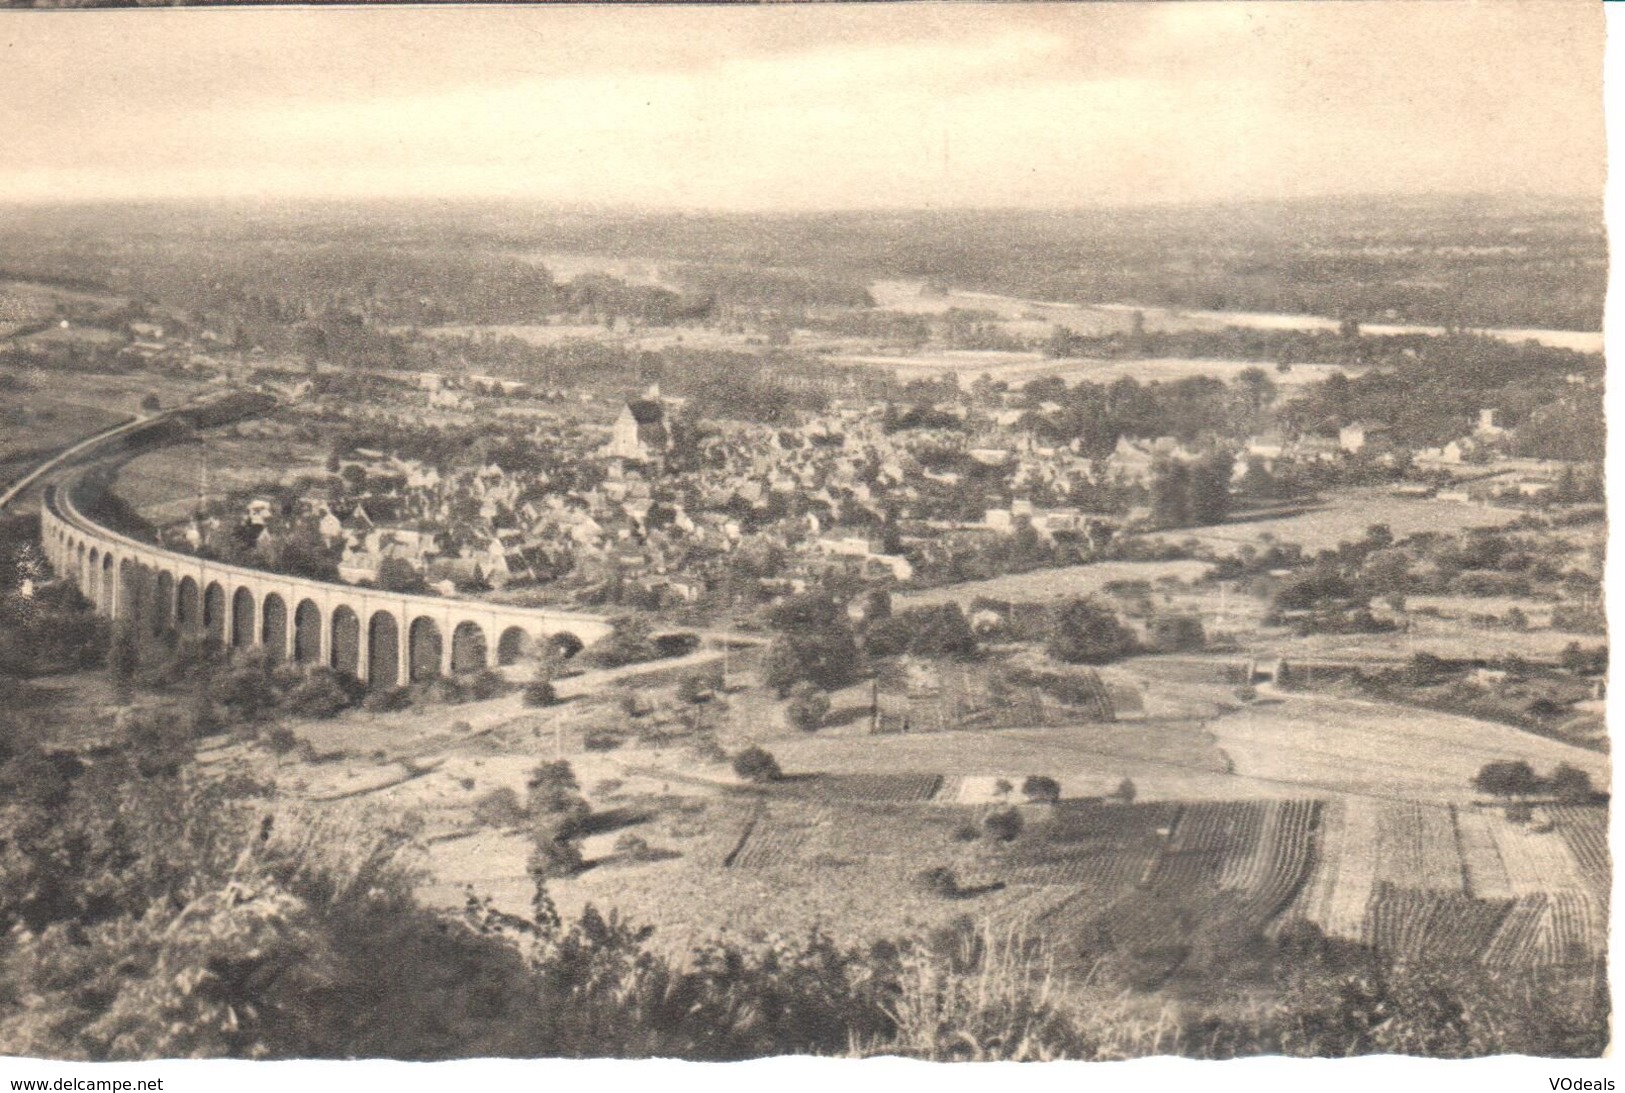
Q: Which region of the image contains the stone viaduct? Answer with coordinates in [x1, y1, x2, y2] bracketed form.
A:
[41, 482, 616, 687]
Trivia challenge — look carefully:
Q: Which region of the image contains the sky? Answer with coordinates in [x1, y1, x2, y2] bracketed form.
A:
[0, 1, 1606, 209]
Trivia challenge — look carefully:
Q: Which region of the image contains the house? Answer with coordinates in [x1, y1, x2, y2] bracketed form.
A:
[1338, 421, 1389, 454]
[1286, 435, 1342, 463]
[1246, 433, 1286, 460]
[606, 399, 670, 461]
[1475, 408, 1506, 438]
[1106, 436, 1199, 485]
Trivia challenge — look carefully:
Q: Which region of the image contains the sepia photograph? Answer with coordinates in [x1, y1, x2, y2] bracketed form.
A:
[0, 0, 1612, 1073]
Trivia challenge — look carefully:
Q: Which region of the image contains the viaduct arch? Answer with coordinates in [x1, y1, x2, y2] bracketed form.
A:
[41, 482, 614, 688]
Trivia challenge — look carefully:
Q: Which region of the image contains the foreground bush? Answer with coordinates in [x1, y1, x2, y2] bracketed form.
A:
[731, 746, 783, 783]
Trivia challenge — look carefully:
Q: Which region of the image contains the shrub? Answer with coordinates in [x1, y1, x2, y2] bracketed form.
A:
[526, 760, 585, 817]
[1549, 763, 1594, 803]
[952, 823, 981, 842]
[1147, 614, 1205, 653]
[785, 684, 831, 732]
[584, 731, 624, 752]
[1045, 598, 1137, 665]
[1021, 775, 1061, 804]
[677, 674, 714, 705]
[527, 827, 586, 879]
[1114, 778, 1137, 804]
[464, 669, 507, 702]
[523, 681, 558, 708]
[613, 833, 673, 863]
[916, 866, 961, 897]
[1472, 760, 1541, 798]
[362, 686, 413, 713]
[424, 677, 464, 705]
[653, 632, 701, 659]
[732, 746, 783, 784]
[687, 734, 729, 765]
[473, 787, 528, 829]
[284, 668, 362, 719]
[983, 808, 1023, 842]
[263, 726, 300, 757]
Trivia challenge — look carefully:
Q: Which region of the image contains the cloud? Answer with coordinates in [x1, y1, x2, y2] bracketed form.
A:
[0, 2, 1603, 208]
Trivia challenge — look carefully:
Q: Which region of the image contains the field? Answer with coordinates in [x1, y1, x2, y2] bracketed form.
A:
[113, 422, 331, 524]
[895, 559, 1213, 610]
[1282, 798, 1604, 970]
[0, 366, 214, 483]
[1143, 487, 1523, 557]
[168, 653, 1609, 977]
[1213, 698, 1608, 802]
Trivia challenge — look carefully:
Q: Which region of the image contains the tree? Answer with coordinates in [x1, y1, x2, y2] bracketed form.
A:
[731, 746, 783, 783]
[865, 603, 978, 660]
[1548, 763, 1594, 803]
[761, 611, 861, 696]
[1151, 455, 1231, 530]
[1148, 614, 1205, 653]
[376, 558, 427, 594]
[1471, 760, 1541, 799]
[108, 620, 141, 699]
[905, 603, 979, 659]
[1150, 460, 1193, 528]
[1046, 598, 1137, 665]
[1021, 775, 1061, 804]
[785, 684, 830, 732]
[585, 616, 656, 669]
[1114, 778, 1137, 804]
[983, 808, 1023, 842]
[1187, 454, 1232, 527]
[523, 679, 558, 707]
[526, 760, 586, 820]
[916, 866, 961, 898]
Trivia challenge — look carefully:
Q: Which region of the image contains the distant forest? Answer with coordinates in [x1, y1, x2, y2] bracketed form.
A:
[0, 194, 1604, 331]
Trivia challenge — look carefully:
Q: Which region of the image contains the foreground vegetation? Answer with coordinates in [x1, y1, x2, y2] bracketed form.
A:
[0, 700, 1608, 1061]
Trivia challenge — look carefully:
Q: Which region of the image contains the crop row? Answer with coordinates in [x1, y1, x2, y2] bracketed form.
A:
[1172, 801, 1266, 856]
[1308, 797, 1382, 941]
[1547, 806, 1610, 901]
[728, 811, 819, 869]
[1453, 808, 1515, 900]
[1480, 889, 1602, 970]
[1539, 890, 1601, 967]
[1374, 801, 1463, 893]
[1232, 799, 1318, 924]
[1008, 845, 1162, 890]
[1482, 895, 1550, 969]
[793, 772, 946, 804]
[1215, 800, 1279, 890]
[1492, 816, 1583, 894]
[1363, 883, 1511, 964]
[1041, 800, 1181, 847]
